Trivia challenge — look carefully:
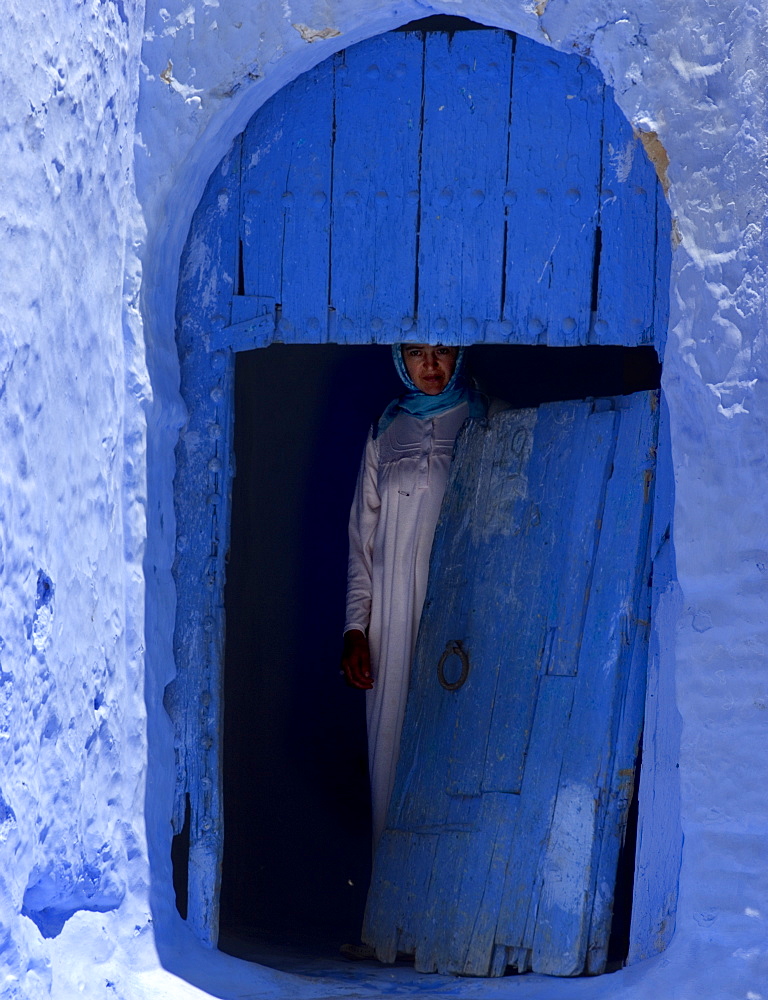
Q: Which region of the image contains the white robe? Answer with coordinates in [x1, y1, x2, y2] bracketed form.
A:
[345, 402, 470, 845]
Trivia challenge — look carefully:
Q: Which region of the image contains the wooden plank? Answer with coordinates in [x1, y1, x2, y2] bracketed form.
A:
[417, 30, 512, 343]
[628, 395, 681, 963]
[453, 793, 519, 976]
[240, 92, 289, 306]
[171, 136, 243, 946]
[364, 829, 413, 961]
[653, 182, 672, 354]
[240, 59, 333, 342]
[413, 829, 468, 972]
[276, 59, 334, 341]
[495, 673, 577, 952]
[586, 562, 651, 974]
[502, 37, 603, 346]
[392, 832, 440, 958]
[542, 406, 617, 677]
[481, 404, 602, 792]
[330, 33, 423, 345]
[446, 410, 540, 799]
[530, 391, 658, 975]
[392, 417, 490, 831]
[592, 92, 656, 346]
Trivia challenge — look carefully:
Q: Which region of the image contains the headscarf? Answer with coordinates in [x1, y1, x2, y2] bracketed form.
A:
[374, 345, 488, 438]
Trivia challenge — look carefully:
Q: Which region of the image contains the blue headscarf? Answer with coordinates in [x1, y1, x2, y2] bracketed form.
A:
[374, 345, 488, 438]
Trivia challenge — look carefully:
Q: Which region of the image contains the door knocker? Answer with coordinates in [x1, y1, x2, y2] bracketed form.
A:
[437, 639, 470, 691]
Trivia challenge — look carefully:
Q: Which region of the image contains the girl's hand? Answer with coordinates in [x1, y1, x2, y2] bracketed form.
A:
[341, 630, 373, 689]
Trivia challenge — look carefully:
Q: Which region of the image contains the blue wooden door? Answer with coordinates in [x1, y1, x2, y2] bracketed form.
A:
[207, 28, 668, 353]
[171, 24, 669, 947]
[363, 391, 659, 976]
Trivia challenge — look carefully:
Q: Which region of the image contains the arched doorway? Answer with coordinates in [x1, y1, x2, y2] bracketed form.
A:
[168, 16, 672, 970]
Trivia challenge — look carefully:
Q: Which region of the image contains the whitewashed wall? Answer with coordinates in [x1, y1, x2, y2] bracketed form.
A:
[0, 1, 155, 998]
[1, 0, 765, 996]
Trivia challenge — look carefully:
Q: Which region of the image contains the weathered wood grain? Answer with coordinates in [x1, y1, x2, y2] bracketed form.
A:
[170, 136, 243, 945]
[365, 394, 658, 976]
[530, 392, 658, 974]
[503, 37, 603, 346]
[241, 60, 334, 342]
[330, 33, 423, 344]
[417, 30, 512, 343]
[592, 94, 657, 346]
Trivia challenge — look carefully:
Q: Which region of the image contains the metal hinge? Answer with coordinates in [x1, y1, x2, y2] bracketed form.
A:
[209, 296, 276, 352]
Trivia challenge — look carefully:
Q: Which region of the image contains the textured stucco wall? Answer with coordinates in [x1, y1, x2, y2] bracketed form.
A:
[0, 0, 765, 996]
[0, 1, 151, 997]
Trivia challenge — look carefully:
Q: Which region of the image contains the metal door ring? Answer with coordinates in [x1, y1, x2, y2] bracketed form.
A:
[437, 640, 470, 691]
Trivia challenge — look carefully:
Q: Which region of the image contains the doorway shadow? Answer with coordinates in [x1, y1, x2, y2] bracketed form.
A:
[216, 342, 660, 969]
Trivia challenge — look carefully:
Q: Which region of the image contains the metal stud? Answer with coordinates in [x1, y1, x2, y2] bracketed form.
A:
[527, 318, 544, 336]
[562, 317, 577, 334]
[435, 317, 448, 335]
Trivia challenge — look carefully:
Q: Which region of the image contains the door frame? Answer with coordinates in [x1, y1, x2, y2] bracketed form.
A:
[168, 22, 677, 958]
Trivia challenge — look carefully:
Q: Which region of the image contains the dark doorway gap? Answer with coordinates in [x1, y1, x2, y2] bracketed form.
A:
[605, 742, 643, 971]
[218, 343, 660, 963]
[396, 15, 497, 33]
[171, 793, 191, 921]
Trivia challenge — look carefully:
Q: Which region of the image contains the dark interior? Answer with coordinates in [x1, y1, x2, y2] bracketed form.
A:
[210, 342, 660, 963]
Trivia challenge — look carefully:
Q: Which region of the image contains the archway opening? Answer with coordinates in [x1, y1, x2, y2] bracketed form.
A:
[214, 341, 660, 968]
[168, 11, 676, 979]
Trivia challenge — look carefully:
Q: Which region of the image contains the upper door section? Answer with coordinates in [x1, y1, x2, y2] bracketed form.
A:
[186, 25, 670, 352]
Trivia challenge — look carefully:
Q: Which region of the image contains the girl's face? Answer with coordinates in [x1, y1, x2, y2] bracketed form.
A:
[401, 344, 459, 395]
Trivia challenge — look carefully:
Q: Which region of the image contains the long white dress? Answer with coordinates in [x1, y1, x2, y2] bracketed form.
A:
[345, 401, 470, 845]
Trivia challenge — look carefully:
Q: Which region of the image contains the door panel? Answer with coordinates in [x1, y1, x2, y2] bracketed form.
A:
[330, 33, 423, 341]
[503, 35, 604, 345]
[417, 31, 512, 336]
[231, 27, 665, 348]
[241, 59, 334, 340]
[363, 391, 658, 976]
[594, 95, 658, 345]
